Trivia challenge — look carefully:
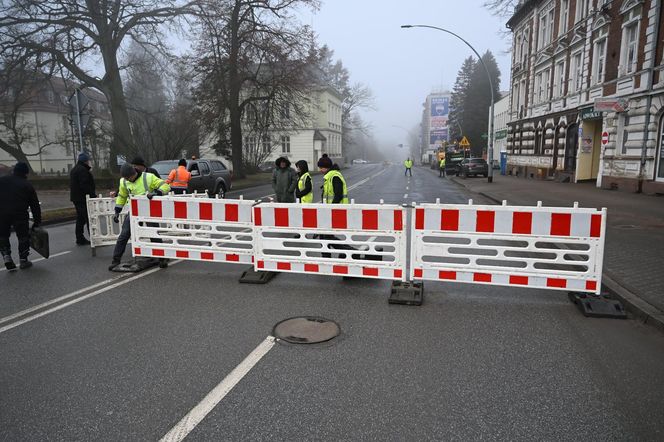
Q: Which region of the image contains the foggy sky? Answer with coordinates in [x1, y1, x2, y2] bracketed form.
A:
[303, 0, 512, 156]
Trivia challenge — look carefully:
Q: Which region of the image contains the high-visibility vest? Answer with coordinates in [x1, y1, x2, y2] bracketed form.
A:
[322, 170, 348, 204]
[440, 158, 446, 168]
[404, 160, 413, 168]
[298, 172, 313, 203]
[167, 166, 191, 189]
[115, 172, 170, 210]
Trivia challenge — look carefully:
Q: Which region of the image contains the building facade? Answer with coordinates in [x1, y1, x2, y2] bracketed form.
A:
[506, 0, 664, 193]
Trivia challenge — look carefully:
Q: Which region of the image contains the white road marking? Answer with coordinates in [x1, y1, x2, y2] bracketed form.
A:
[0, 250, 71, 272]
[0, 261, 181, 334]
[403, 194, 409, 199]
[160, 336, 277, 442]
[0, 274, 129, 325]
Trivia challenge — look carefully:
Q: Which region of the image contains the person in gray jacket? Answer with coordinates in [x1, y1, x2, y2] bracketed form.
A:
[272, 157, 297, 202]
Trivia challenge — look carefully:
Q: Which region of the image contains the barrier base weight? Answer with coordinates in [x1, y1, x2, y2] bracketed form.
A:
[389, 281, 423, 306]
[239, 267, 278, 284]
[568, 292, 626, 319]
[111, 258, 160, 273]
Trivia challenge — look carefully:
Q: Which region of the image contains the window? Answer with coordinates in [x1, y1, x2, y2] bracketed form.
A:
[280, 103, 290, 119]
[559, 0, 569, 35]
[211, 161, 226, 171]
[281, 135, 290, 153]
[593, 38, 607, 84]
[621, 22, 639, 74]
[538, 6, 554, 48]
[199, 162, 210, 175]
[534, 69, 550, 104]
[535, 72, 543, 104]
[575, 0, 588, 23]
[261, 135, 271, 153]
[520, 29, 529, 63]
[47, 90, 55, 104]
[554, 61, 566, 97]
[571, 52, 583, 92]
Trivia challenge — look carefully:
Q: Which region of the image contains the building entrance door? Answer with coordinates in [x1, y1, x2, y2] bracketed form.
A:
[657, 114, 664, 182]
[565, 123, 578, 172]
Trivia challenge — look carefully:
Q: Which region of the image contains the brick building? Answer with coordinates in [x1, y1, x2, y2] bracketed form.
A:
[506, 0, 664, 193]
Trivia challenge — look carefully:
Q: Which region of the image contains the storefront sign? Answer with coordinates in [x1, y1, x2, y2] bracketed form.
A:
[580, 107, 603, 120]
[495, 129, 508, 140]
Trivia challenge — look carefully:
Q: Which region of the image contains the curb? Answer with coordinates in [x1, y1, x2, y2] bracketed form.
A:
[450, 175, 664, 333]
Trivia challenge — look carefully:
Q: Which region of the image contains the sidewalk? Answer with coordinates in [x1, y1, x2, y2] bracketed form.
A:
[443, 170, 664, 329]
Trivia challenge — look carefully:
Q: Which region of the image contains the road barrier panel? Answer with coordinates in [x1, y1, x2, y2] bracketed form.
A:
[410, 199, 607, 294]
[130, 195, 255, 265]
[87, 194, 129, 256]
[253, 202, 408, 281]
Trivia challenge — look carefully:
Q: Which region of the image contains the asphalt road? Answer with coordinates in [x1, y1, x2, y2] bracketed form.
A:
[1, 164, 663, 441]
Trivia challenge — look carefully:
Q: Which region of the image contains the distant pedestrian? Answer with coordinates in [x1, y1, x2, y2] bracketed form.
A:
[131, 156, 161, 178]
[295, 160, 313, 203]
[404, 158, 413, 176]
[0, 162, 41, 270]
[272, 157, 297, 203]
[70, 152, 97, 245]
[166, 159, 191, 194]
[439, 157, 446, 177]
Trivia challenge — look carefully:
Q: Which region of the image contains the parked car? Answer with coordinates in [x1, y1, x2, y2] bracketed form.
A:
[352, 159, 368, 164]
[151, 159, 232, 198]
[456, 158, 489, 178]
[258, 161, 275, 173]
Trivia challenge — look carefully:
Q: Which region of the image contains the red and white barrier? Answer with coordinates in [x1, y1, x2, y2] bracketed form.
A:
[130, 196, 255, 264]
[253, 203, 407, 280]
[410, 201, 607, 293]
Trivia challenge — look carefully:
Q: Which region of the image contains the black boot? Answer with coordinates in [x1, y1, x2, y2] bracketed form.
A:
[19, 259, 32, 270]
[3, 254, 16, 271]
[158, 258, 168, 268]
[108, 259, 121, 271]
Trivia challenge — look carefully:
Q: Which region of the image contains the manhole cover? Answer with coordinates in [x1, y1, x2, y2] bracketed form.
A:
[272, 316, 340, 344]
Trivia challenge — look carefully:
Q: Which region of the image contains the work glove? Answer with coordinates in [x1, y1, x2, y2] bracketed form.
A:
[112, 214, 119, 224]
[146, 189, 163, 200]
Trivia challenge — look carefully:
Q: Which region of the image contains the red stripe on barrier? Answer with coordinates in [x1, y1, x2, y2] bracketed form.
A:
[441, 209, 459, 231]
[199, 202, 213, 220]
[439, 270, 457, 280]
[150, 200, 163, 218]
[131, 199, 139, 216]
[333, 265, 348, 274]
[394, 269, 403, 279]
[586, 281, 597, 291]
[176, 250, 189, 258]
[512, 212, 532, 234]
[473, 273, 492, 282]
[225, 204, 239, 222]
[509, 275, 529, 285]
[394, 209, 403, 231]
[414, 268, 423, 278]
[134, 247, 141, 255]
[363, 267, 379, 277]
[476, 211, 495, 233]
[201, 252, 214, 260]
[274, 208, 289, 227]
[332, 209, 347, 229]
[547, 278, 567, 288]
[415, 208, 424, 230]
[254, 207, 262, 226]
[257, 260, 264, 269]
[277, 262, 291, 271]
[362, 210, 378, 230]
[550, 213, 571, 236]
[226, 254, 239, 262]
[590, 214, 602, 238]
[174, 201, 187, 219]
[152, 249, 165, 257]
[303, 208, 317, 228]
[304, 264, 319, 272]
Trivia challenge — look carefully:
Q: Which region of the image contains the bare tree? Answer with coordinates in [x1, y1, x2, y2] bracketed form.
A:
[192, 0, 320, 178]
[0, 0, 198, 167]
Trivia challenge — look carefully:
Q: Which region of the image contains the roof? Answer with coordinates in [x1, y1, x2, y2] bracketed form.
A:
[314, 130, 327, 141]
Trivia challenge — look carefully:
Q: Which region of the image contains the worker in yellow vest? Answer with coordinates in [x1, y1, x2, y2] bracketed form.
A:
[295, 160, 313, 203]
[404, 158, 413, 176]
[318, 155, 348, 204]
[166, 159, 191, 194]
[439, 157, 446, 177]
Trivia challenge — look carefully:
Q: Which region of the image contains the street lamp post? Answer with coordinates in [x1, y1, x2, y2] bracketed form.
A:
[401, 24, 495, 183]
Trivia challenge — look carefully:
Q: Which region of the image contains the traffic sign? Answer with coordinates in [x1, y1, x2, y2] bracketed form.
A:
[459, 136, 470, 148]
[601, 131, 609, 145]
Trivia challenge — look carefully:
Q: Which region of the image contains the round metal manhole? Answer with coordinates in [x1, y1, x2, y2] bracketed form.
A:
[272, 316, 340, 344]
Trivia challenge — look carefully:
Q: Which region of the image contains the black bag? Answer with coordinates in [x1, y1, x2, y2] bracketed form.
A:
[30, 227, 50, 259]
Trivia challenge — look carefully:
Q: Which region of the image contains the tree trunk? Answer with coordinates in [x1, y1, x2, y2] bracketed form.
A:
[0, 138, 36, 173]
[228, 0, 245, 179]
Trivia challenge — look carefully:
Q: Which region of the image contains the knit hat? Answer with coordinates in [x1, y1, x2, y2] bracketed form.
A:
[120, 163, 137, 179]
[131, 156, 147, 167]
[78, 152, 90, 163]
[317, 155, 333, 169]
[13, 162, 29, 176]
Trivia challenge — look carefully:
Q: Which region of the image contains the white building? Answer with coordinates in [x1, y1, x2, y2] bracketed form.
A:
[488, 92, 511, 165]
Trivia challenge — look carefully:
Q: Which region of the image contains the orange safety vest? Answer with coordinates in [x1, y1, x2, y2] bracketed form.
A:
[167, 166, 191, 189]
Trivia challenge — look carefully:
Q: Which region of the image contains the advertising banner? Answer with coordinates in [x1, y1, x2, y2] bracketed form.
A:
[430, 129, 448, 145]
[430, 97, 449, 117]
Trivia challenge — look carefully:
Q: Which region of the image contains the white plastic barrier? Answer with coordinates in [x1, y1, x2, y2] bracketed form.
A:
[253, 203, 407, 280]
[87, 195, 129, 254]
[129, 196, 255, 264]
[410, 200, 607, 293]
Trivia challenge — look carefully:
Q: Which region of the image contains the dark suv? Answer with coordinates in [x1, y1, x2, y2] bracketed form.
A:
[151, 159, 232, 198]
[456, 158, 489, 178]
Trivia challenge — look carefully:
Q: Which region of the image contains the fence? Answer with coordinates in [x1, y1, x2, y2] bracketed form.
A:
[409, 200, 606, 294]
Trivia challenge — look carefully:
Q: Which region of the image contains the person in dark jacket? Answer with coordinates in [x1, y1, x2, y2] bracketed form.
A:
[294, 160, 313, 203]
[272, 157, 297, 203]
[131, 156, 161, 178]
[0, 162, 41, 270]
[70, 152, 97, 245]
